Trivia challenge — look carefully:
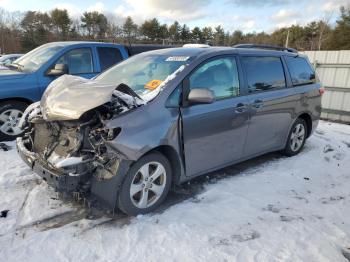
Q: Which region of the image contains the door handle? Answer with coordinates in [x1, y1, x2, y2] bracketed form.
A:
[251, 99, 264, 108]
[234, 103, 247, 113]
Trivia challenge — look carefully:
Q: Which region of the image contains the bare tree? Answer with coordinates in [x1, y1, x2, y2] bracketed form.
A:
[0, 8, 23, 53]
[318, 12, 333, 50]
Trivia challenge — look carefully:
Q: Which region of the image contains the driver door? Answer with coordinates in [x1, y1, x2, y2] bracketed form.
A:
[180, 56, 250, 177]
[39, 48, 96, 95]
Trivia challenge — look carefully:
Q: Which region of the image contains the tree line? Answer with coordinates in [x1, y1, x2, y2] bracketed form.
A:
[0, 6, 349, 54]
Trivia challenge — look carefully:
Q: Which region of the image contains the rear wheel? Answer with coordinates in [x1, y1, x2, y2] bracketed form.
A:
[282, 118, 307, 156]
[118, 152, 172, 216]
[0, 101, 27, 141]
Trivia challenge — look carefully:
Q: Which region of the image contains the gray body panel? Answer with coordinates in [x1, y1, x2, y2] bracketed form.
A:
[180, 96, 250, 176]
[103, 48, 321, 183]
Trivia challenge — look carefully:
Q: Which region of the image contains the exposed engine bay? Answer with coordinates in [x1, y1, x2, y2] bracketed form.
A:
[18, 79, 147, 202]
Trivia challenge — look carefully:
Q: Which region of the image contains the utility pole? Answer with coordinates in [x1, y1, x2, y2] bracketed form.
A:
[285, 28, 290, 48]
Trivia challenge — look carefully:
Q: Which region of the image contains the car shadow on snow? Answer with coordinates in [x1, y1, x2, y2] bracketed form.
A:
[6, 149, 285, 234]
[65, 151, 285, 232]
[159, 152, 284, 212]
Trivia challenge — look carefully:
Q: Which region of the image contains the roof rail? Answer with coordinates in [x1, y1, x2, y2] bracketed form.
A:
[233, 44, 298, 53]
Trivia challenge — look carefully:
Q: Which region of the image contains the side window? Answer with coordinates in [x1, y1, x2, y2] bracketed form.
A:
[56, 48, 93, 75]
[97, 47, 123, 71]
[241, 56, 286, 93]
[189, 57, 240, 100]
[285, 56, 316, 85]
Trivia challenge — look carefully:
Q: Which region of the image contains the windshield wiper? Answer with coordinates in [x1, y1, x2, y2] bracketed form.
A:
[9, 62, 24, 72]
[115, 83, 142, 99]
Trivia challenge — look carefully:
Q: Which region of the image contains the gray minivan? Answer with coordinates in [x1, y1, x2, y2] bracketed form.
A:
[17, 45, 323, 216]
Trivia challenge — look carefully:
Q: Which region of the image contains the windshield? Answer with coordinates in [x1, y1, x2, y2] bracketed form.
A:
[96, 53, 192, 97]
[0, 56, 11, 62]
[12, 44, 65, 72]
[0, 55, 15, 66]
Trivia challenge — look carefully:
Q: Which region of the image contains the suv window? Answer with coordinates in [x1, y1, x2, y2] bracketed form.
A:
[97, 47, 123, 71]
[189, 57, 240, 99]
[285, 56, 315, 85]
[56, 48, 93, 74]
[242, 56, 285, 93]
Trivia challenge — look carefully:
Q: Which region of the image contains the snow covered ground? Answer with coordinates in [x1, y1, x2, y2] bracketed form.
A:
[1, 120, 350, 262]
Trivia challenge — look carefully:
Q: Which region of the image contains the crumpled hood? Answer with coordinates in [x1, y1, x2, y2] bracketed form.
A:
[41, 65, 186, 121]
[41, 75, 126, 121]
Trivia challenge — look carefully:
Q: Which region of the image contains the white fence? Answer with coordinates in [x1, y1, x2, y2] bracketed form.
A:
[302, 50, 350, 123]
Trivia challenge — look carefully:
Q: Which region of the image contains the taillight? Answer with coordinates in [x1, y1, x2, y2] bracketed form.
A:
[319, 87, 325, 95]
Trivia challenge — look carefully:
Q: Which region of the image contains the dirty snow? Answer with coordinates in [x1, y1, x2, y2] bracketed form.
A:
[1, 120, 350, 262]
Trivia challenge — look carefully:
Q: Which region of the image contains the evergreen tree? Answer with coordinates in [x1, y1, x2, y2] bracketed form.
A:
[81, 11, 108, 38]
[191, 27, 203, 43]
[50, 9, 71, 38]
[140, 18, 160, 40]
[123, 16, 138, 43]
[169, 21, 181, 42]
[326, 6, 350, 50]
[180, 24, 191, 42]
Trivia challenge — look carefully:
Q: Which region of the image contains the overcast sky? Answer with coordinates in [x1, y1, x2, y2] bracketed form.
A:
[0, 0, 349, 32]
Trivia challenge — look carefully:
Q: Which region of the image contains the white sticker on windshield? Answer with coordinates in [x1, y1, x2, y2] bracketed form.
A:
[165, 56, 190, 62]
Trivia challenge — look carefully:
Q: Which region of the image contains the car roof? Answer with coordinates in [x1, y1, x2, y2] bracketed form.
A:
[41, 41, 123, 47]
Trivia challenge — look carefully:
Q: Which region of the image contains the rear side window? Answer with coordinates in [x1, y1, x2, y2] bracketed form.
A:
[241, 56, 286, 93]
[97, 47, 123, 71]
[285, 56, 316, 85]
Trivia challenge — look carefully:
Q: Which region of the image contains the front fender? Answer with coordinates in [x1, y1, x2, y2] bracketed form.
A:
[104, 103, 180, 162]
[0, 73, 40, 101]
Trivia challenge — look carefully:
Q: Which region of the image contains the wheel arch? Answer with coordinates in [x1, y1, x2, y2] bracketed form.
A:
[297, 112, 312, 138]
[143, 145, 184, 185]
[0, 97, 33, 106]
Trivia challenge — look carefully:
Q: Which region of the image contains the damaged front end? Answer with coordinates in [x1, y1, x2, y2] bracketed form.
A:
[17, 76, 145, 208]
[16, 57, 188, 211]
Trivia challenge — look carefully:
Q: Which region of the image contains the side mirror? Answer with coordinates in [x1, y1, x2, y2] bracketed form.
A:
[187, 88, 215, 104]
[46, 64, 68, 76]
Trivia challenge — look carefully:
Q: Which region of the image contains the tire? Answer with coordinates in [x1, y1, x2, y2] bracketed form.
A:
[282, 118, 307, 157]
[0, 101, 28, 141]
[118, 152, 172, 216]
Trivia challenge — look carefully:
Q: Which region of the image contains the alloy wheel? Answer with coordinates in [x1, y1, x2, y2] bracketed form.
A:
[0, 109, 23, 136]
[290, 123, 305, 152]
[130, 161, 167, 209]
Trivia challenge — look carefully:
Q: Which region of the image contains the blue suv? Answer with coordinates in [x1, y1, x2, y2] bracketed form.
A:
[0, 41, 130, 141]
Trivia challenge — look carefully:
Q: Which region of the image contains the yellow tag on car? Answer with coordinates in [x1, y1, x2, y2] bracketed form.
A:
[145, 80, 162, 90]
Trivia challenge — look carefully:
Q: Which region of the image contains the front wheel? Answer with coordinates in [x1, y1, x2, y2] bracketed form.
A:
[0, 101, 27, 141]
[282, 118, 307, 157]
[118, 152, 172, 216]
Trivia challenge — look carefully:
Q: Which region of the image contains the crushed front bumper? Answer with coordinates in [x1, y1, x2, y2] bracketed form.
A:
[16, 137, 82, 192]
[16, 137, 132, 210]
